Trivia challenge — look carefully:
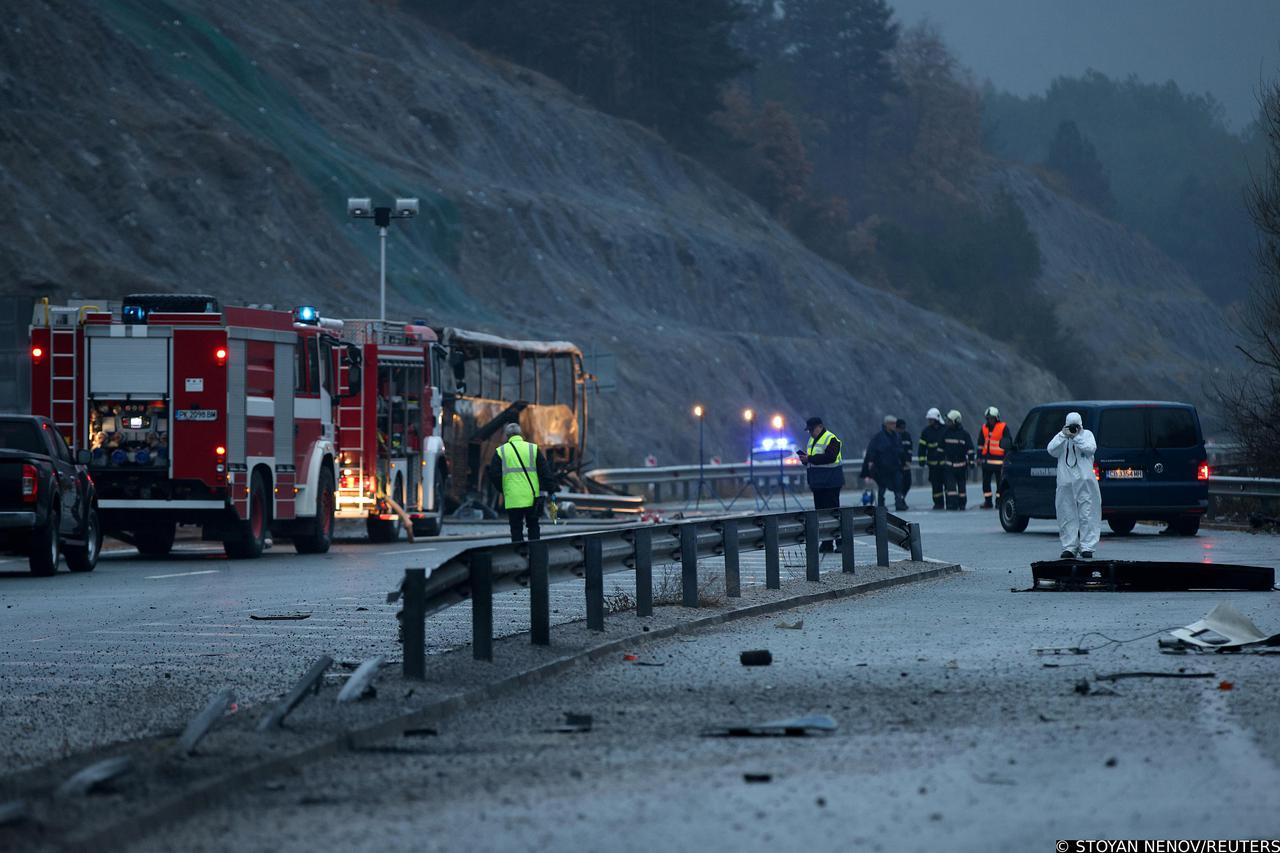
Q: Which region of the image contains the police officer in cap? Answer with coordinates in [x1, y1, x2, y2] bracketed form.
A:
[796, 416, 844, 552]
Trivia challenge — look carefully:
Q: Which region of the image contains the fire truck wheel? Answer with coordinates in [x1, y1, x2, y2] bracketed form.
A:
[294, 468, 335, 554]
[134, 522, 176, 557]
[412, 470, 446, 538]
[225, 472, 270, 559]
[366, 514, 400, 544]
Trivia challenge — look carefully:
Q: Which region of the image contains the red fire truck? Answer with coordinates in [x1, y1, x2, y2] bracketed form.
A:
[29, 294, 345, 557]
[336, 319, 448, 541]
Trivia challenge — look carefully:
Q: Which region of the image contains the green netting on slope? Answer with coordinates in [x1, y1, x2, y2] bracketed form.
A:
[100, 0, 468, 313]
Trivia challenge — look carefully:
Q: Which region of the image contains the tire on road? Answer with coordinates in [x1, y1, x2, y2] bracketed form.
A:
[411, 469, 446, 538]
[1107, 517, 1137, 536]
[998, 490, 1029, 533]
[28, 506, 60, 576]
[225, 471, 270, 559]
[134, 522, 176, 557]
[65, 506, 102, 573]
[1169, 515, 1201, 536]
[367, 474, 404, 543]
[294, 467, 335, 554]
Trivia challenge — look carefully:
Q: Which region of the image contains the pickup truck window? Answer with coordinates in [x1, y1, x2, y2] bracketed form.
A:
[46, 426, 73, 463]
[0, 420, 46, 455]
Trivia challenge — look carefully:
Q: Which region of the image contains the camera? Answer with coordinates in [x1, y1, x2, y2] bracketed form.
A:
[1067, 424, 1080, 434]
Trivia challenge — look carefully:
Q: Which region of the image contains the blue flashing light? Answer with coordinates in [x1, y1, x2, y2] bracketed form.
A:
[122, 305, 148, 324]
[295, 305, 320, 324]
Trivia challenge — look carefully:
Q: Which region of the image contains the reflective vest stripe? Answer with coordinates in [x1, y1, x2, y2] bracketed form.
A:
[806, 430, 842, 467]
[980, 422, 1007, 459]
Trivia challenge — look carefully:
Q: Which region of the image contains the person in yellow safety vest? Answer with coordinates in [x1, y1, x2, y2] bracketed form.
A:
[976, 406, 1013, 509]
[486, 423, 555, 543]
[796, 416, 844, 552]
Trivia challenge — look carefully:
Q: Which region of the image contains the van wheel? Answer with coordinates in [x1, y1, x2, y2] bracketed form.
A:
[1107, 517, 1137, 536]
[135, 522, 176, 557]
[29, 507, 60, 576]
[225, 472, 270, 559]
[998, 491, 1029, 533]
[294, 468, 334, 554]
[1169, 515, 1201, 536]
[66, 508, 102, 572]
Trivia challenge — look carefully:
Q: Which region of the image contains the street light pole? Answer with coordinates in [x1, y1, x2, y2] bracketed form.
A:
[745, 409, 755, 509]
[694, 405, 705, 509]
[379, 224, 388, 323]
[772, 414, 788, 511]
[347, 197, 418, 325]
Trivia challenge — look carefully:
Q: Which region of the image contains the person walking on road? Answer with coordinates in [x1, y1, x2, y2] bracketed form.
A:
[487, 423, 555, 543]
[796, 416, 844, 552]
[942, 410, 974, 510]
[860, 415, 908, 510]
[917, 408, 947, 510]
[976, 406, 1012, 509]
[895, 418, 913, 510]
[1047, 411, 1102, 559]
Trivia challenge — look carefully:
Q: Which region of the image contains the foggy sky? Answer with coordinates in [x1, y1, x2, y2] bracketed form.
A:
[889, 0, 1280, 131]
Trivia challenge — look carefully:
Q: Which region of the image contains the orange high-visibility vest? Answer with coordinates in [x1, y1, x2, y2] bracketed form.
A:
[979, 421, 1007, 461]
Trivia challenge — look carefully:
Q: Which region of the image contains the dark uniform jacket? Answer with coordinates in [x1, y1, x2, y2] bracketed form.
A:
[860, 427, 904, 486]
[898, 430, 913, 470]
[918, 422, 947, 466]
[942, 423, 975, 465]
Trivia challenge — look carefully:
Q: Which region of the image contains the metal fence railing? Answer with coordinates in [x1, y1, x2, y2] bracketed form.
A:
[390, 504, 922, 673]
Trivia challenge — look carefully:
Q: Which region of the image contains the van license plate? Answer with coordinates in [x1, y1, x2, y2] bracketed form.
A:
[1106, 468, 1144, 479]
[175, 409, 218, 421]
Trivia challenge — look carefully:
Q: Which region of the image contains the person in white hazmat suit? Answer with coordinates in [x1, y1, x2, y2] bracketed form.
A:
[1046, 411, 1102, 558]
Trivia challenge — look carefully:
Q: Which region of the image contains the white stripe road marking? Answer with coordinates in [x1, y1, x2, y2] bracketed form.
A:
[145, 570, 222, 580]
[391, 547, 439, 554]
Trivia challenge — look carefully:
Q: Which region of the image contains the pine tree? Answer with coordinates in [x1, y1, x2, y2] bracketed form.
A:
[1043, 119, 1117, 215]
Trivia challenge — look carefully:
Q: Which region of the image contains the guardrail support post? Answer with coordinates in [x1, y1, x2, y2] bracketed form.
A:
[722, 520, 741, 598]
[635, 528, 653, 617]
[680, 523, 699, 608]
[529, 540, 550, 646]
[804, 510, 820, 581]
[839, 507, 856, 574]
[402, 568, 426, 679]
[585, 536, 605, 631]
[764, 516, 780, 590]
[471, 553, 493, 661]
[909, 522, 923, 562]
[874, 503, 890, 567]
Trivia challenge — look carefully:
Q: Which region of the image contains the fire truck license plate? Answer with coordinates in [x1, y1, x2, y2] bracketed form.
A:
[175, 409, 218, 421]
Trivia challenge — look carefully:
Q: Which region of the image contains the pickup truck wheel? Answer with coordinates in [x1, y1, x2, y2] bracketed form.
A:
[134, 522, 176, 557]
[29, 507, 60, 576]
[294, 468, 334, 554]
[998, 491, 1030, 533]
[225, 472, 269, 559]
[66, 507, 101, 572]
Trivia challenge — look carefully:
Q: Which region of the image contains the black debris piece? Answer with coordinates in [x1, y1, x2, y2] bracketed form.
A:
[250, 613, 312, 621]
[404, 727, 438, 737]
[1095, 671, 1215, 682]
[743, 773, 772, 783]
[703, 713, 838, 738]
[548, 712, 593, 733]
[1029, 559, 1274, 592]
[740, 649, 773, 667]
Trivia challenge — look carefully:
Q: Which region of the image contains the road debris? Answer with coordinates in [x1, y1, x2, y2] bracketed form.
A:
[250, 612, 312, 620]
[1218, 680, 1235, 691]
[1033, 646, 1089, 656]
[1029, 559, 1274, 592]
[1073, 679, 1118, 697]
[56, 756, 133, 797]
[703, 713, 838, 737]
[1094, 671, 1216, 682]
[743, 773, 772, 783]
[1168, 602, 1280, 650]
[740, 649, 773, 666]
[776, 619, 804, 630]
[548, 712, 593, 733]
[404, 727, 438, 737]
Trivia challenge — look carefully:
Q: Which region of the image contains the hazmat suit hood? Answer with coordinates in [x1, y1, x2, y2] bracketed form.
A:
[1065, 412, 1083, 428]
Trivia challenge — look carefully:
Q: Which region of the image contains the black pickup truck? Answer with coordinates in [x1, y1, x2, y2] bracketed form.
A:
[0, 415, 101, 575]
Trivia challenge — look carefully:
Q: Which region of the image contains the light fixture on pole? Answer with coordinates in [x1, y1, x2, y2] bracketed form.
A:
[772, 413, 789, 511]
[691, 404, 709, 509]
[348, 197, 419, 323]
[742, 408, 758, 509]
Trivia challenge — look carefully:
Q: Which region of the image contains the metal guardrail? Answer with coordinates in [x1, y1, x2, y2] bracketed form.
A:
[392, 504, 922, 671]
[1207, 475, 1280, 500]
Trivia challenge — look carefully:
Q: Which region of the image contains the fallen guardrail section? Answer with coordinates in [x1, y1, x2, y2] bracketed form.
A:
[391, 504, 923, 672]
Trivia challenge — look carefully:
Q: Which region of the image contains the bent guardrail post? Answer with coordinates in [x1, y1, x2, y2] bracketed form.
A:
[722, 519, 741, 597]
[634, 527, 653, 617]
[804, 510, 820, 581]
[177, 687, 235, 756]
[402, 569, 427, 680]
[839, 507, 856, 573]
[874, 503, 890, 567]
[585, 535, 605, 630]
[909, 522, 923, 562]
[56, 756, 133, 798]
[471, 552, 494, 661]
[337, 655, 385, 703]
[529, 540, 550, 645]
[259, 655, 333, 731]
[680, 522, 699, 608]
[763, 515, 780, 589]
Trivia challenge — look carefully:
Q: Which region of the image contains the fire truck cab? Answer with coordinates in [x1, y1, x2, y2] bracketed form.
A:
[29, 294, 342, 558]
[337, 319, 448, 541]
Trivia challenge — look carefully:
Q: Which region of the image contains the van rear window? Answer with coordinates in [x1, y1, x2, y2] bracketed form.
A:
[1098, 409, 1145, 448]
[1150, 407, 1199, 448]
[0, 420, 46, 455]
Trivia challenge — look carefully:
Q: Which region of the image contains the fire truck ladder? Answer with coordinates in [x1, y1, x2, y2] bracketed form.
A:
[47, 307, 83, 445]
[338, 359, 368, 507]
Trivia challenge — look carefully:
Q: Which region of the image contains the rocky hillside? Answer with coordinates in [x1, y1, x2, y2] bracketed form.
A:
[3, 0, 1228, 466]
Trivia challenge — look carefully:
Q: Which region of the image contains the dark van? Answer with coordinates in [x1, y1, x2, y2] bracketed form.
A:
[997, 401, 1209, 537]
